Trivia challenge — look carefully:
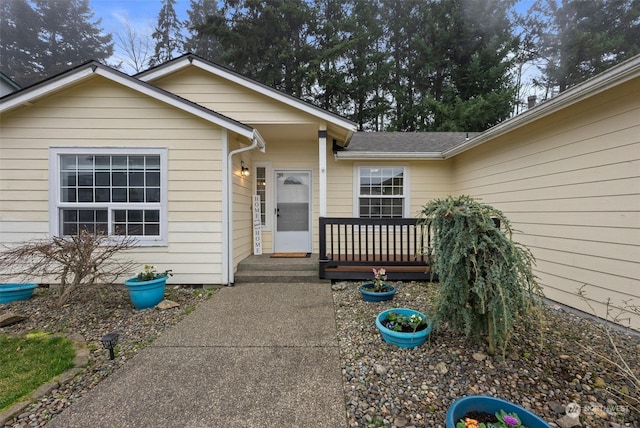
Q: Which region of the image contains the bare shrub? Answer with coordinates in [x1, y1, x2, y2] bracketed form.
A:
[576, 286, 640, 414]
[0, 230, 137, 305]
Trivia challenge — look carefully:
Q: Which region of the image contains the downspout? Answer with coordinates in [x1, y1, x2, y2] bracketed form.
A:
[226, 130, 266, 285]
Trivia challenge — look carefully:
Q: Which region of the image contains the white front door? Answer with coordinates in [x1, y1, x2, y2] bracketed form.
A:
[274, 170, 312, 253]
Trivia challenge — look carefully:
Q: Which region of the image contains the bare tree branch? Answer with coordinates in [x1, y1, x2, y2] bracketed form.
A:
[0, 230, 137, 305]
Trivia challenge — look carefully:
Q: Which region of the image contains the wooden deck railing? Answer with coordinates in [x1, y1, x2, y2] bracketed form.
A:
[318, 217, 436, 281]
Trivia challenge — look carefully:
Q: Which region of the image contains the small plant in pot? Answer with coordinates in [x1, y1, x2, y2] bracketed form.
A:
[124, 265, 173, 310]
[375, 308, 432, 348]
[359, 268, 396, 302]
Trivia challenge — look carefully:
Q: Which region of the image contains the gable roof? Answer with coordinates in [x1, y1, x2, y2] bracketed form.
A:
[0, 60, 266, 150]
[336, 132, 479, 159]
[136, 53, 357, 136]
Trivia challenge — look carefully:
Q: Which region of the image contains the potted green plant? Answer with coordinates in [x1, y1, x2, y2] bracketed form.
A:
[124, 265, 172, 310]
[358, 268, 396, 302]
[446, 395, 551, 427]
[375, 308, 432, 348]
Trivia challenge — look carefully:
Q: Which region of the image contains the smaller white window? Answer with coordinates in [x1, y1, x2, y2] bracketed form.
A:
[50, 148, 168, 245]
[254, 163, 272, 230]
[356, 166, 408, 218]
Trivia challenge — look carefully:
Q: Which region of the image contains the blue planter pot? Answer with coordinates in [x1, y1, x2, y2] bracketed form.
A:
[375, 308, 432, 348]
[446, 396, 552, 428]
[124, 276, 168, 310]
[359, 283, 396, 302]
[0, 283, 38, 304]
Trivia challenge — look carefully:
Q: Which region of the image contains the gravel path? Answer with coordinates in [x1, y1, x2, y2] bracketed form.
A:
[1, 281, 639, 427]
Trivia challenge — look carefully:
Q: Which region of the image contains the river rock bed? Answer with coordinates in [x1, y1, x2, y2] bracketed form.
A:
[333, 281, 639, 428]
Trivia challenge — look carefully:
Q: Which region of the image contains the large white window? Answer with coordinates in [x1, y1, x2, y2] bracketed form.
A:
[356, 166, 408, 218]
[50, 148, 168, 245]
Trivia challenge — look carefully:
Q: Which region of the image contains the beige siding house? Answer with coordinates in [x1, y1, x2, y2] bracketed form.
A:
[1, 53, 638, 329]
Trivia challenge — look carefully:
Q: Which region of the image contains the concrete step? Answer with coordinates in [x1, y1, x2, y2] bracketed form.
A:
[236, 259, 317, 272]
[233, 270, 328, 284]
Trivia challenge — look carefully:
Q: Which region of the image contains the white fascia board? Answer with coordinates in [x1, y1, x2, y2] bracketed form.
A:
[335, 151, 444, 160]
[0, 68, 95, 112]
[139, 56, 358, 133]
[92, 67, 256, 141]
[443, 54, 640, 159]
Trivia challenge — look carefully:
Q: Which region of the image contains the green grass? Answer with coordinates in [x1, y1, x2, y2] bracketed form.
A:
[0, 332, 75, 411]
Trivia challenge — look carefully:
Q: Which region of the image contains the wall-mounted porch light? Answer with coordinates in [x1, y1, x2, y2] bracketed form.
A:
[241, 161, 250, 177]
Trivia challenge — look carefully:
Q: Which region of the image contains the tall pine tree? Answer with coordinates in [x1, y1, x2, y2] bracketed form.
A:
[529, 0, 640, 95]
[184, 0, 221, 61]
[1, 0, 113, 86]
[149, 0, 185, 67]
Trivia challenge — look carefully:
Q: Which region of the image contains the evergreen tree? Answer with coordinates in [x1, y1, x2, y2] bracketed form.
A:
[198, 0, 315, 98]
[529, 0, 640, 95]
[344, 0, 390, 130]
[0, 0, 43, 86]
[1, 0, 113, 87]
[423, 0, 518, 131]
[149, 0, 185, 67]
[184, 0, 221, 61]
[311, 0, 351, 114]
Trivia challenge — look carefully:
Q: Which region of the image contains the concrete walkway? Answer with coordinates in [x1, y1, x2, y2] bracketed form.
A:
[49, 283, 346, 428]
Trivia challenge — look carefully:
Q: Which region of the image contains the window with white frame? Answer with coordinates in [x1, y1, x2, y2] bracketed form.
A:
[255, 166, 267, 226]
[52, 149, 167, 244]
[357, 167, 406, 218]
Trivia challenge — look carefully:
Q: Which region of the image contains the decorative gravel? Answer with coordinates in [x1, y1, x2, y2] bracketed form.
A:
[2, 281, 638, 427]
[333, 281, 640, 428]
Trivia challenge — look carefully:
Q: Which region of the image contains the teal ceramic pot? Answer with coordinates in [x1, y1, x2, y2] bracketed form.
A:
[359, 283, 396, 302]
[0, 283, 38, 304]
[375, 308, 432, 348]
[445, 395, 552, 428]
[123, 276, 168, 310]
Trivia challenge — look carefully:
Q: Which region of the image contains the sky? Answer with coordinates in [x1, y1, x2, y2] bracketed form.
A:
[89, 0, 538, 75]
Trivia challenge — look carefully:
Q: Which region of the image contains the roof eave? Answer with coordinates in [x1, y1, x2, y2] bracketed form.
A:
[443, 54, 640, 159]
[0, 62, 257, 143]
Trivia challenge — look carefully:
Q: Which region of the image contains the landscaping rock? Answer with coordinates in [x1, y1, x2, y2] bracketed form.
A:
[331, 281, 349, 291]
[472, 352, 487, 361]
[557, 415, 581, 428]
[156, 299, 179, 310]
[0, 312, 27, 327]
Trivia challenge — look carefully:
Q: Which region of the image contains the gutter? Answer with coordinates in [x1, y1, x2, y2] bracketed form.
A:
[225, 129, 266, 285]
[335, 151, 444, 160]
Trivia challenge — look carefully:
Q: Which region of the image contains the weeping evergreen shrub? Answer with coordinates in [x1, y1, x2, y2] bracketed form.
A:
[419, 195, 544, 356]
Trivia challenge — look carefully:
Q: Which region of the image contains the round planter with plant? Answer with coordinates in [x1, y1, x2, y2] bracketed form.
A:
[375, 308, 432, 348]
[359, 267, 396, 302]
[446, 395, 552, 428]
[0, 283, 38, 304]
[124, 265, 172, 310]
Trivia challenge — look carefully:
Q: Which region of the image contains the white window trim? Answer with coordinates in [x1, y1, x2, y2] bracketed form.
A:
[49, 147, 169, 246]
[254, 161, 272, 231]
[352, 163, 410, 218]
